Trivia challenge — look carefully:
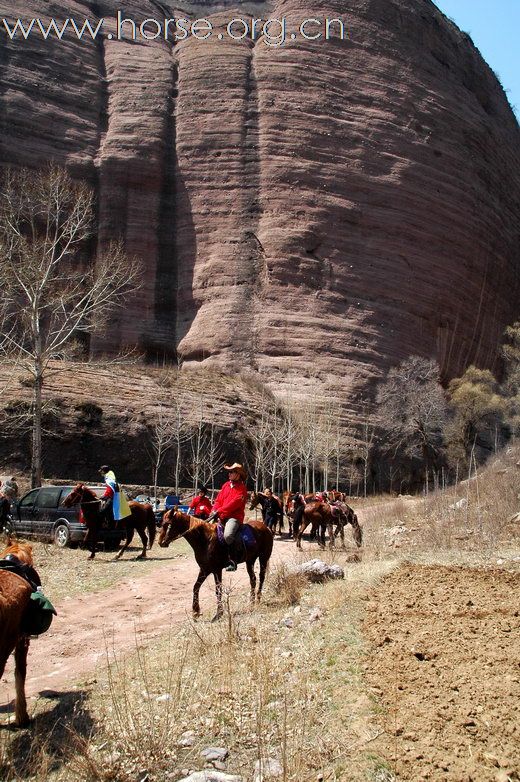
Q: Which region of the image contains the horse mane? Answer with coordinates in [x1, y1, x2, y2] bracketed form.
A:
[1, 540, 34, 566]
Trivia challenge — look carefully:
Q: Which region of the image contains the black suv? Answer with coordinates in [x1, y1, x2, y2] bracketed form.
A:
[8, 485, 124, 548]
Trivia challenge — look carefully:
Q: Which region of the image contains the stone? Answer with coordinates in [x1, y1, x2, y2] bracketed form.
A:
[253, 757, 283, 782]
[177, 771, 242, 782]
[293, 559, 345, 583]
[178, 731, 196, 748]
[449, 499, 468, 511]
[200, 748, 229, 763]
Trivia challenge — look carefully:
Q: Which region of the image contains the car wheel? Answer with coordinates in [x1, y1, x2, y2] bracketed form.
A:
[54, 523, 71, 548]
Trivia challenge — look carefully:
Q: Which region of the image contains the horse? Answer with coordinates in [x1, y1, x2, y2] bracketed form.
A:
[62, 484, 156, 561]
[158, 510, 273, 621]
[0, 540, 37, 726]
[294, 501, 335, 550]
[330, 502, 363, 548]
[249, 492, 284, 535]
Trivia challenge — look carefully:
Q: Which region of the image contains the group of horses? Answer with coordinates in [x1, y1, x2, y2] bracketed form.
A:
[1, 485, 363, 727]
[249, 490, 363, 550]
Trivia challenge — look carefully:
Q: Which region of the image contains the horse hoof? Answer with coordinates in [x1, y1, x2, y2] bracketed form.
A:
[211, 613, 223, 623]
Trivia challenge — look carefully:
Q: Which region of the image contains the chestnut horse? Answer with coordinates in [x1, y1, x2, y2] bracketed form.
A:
[0, 541, 36, 726]
[62, 484, 156, 561]
[158, 510, 273, 621]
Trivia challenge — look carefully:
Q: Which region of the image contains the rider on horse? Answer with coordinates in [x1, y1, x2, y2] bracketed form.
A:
[207, 463, 248, 572]
[188, 486, 213, 520]
[99, 465, 131, 523]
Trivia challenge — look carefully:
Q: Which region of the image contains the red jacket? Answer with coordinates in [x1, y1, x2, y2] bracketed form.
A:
[213, 480, 248, 523]
[189, 495, 213, 518]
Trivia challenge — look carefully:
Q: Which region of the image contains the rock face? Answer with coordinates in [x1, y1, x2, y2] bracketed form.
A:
[1, 0, 519, 417]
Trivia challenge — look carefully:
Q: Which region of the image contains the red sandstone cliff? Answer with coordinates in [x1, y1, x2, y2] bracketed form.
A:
[0, 0, 519, 420]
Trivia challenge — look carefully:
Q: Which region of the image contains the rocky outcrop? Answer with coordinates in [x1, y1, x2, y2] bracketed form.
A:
[0, 0, 519, 422]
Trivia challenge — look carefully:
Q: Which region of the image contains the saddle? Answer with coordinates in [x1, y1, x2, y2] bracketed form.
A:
[216, 523, 256, 564]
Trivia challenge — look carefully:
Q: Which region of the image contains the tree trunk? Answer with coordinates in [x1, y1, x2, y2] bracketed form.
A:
[31, 367, 43, 488]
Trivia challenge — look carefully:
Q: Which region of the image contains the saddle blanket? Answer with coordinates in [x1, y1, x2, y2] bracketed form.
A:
[216, 523, 256, 549]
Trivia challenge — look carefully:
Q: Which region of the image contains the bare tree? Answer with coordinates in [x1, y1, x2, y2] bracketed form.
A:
[0, 166, 142, 486]
[376, 356, 446, 481]
[146, 405, 175, 505]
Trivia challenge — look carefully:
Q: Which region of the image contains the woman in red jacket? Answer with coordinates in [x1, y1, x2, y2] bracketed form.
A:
[207, 463, 248, 571]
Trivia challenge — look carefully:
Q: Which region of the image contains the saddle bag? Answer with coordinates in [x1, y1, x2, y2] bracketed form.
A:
[21, 590, 57, 636]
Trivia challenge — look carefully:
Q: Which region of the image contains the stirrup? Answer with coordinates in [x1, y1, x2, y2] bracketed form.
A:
[225, 560, 237, 572]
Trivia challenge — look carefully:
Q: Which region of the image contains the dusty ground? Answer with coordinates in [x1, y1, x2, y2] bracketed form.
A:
[363, 564, 520, 781]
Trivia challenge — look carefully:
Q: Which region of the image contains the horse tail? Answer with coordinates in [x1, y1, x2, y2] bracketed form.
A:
[147, 507, 156, 550]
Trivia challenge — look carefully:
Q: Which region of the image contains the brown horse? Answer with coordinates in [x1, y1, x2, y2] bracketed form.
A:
[295, 501, 335, 550]
[62, 483, 156, 560]
[0, 540, 36, 726]
[158, 510, 273, 621]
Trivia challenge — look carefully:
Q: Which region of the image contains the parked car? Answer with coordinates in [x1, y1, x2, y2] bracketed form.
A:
[8, 485, 125, 548]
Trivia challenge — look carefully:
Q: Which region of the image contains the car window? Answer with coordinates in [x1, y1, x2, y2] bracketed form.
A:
[37, 487, 62, 509]
[19, 489, 39, 508]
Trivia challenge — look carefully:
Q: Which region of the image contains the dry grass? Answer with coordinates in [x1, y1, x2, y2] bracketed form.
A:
[360, 444, 520, 561]
[1, 554, 394, 782]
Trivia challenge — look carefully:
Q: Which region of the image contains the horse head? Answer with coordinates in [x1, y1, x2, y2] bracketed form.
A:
[158, 509, 191, 547]
[249, 492, 260, 510]
[62, 483, 100, 509]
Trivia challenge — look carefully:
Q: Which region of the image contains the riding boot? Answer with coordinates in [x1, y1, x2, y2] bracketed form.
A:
[225, 543, 237, 572]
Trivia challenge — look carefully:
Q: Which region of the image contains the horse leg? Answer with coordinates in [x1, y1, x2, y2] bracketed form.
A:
[336, 520, 345, 549]
[115, 524, 133, 560]
[246, 558, 257, 606]
[193, 568, 208, 618]
[327, 520, 335, 549]
[85, 522, 96, 560]
[136, 524, 148, 559]
[317, 521, 326, 550]
[257, 554, 270, 601]
[212, 570, 224, 622]
[14, 637, 30, 727]
[296, 518, 310, 549]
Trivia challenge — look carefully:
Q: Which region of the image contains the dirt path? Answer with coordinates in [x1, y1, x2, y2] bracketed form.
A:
[363, 563, 520, 781]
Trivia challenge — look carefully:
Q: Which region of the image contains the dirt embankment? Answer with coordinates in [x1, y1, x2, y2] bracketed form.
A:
[363, 564, 520, 781]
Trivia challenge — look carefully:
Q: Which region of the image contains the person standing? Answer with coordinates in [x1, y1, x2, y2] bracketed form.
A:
[3, 477, 19, 500]
[207, 463, 248, 571]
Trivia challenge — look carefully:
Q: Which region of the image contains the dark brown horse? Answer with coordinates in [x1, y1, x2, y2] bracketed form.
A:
[158, 510, 273, 621]
[331, 502, 363, 548]
[0, 540, 35, 726]
[62, 483, 156, 561]
[249, 492, 284, 535]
